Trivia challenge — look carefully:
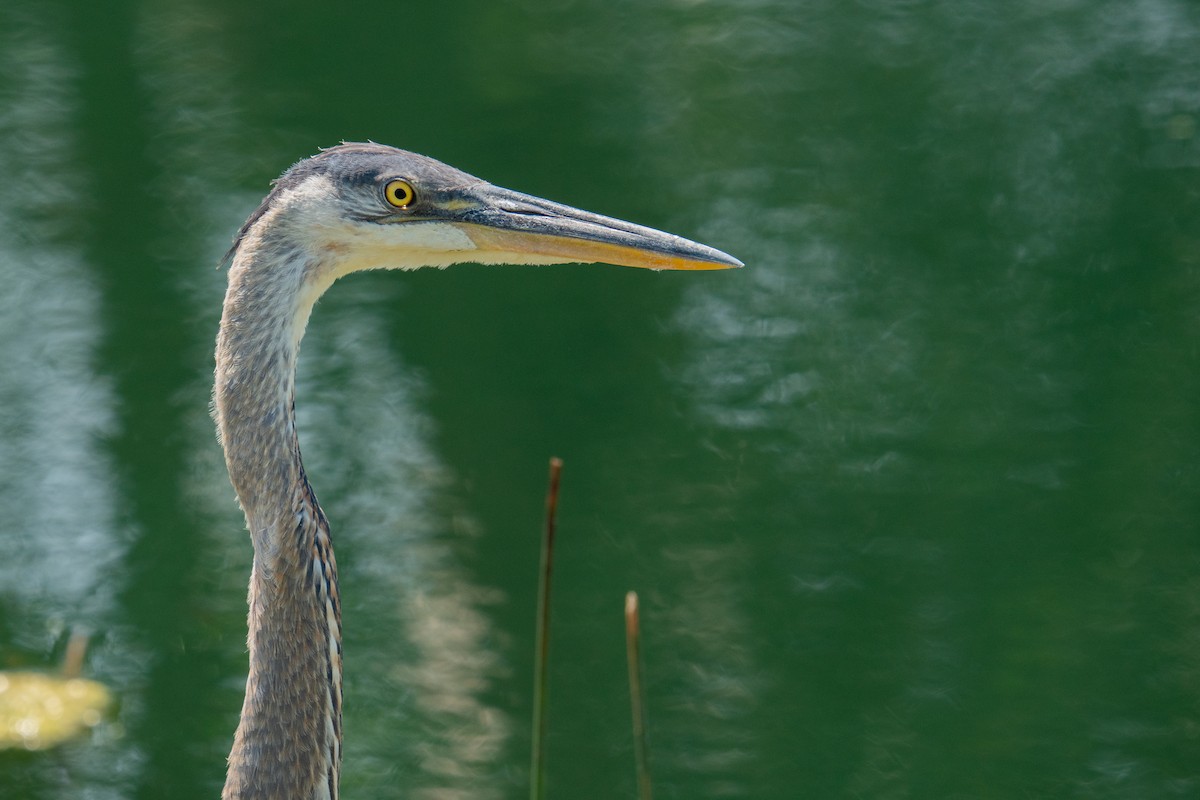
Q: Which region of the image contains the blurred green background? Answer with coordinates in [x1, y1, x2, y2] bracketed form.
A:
[1, 1, 1198, 798]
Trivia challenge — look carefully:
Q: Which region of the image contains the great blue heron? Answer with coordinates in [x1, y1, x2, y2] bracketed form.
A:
[213, 142, 740, 799]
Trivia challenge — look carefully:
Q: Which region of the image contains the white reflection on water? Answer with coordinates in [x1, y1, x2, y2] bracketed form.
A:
[294, 281, 510, 799]
[665, 1, 1200, 797]
[0, 8, 118, 630]
[672, 0, 1200, 486]
[657, 545, 759, 782]
[0, 12, 139, 799]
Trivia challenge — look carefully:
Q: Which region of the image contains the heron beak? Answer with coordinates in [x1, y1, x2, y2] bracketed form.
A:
[453, 185, 743, 271]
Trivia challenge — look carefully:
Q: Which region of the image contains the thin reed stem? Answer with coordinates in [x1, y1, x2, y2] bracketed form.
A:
[625, 591, 653, 800]
[530, 457, 563, 800]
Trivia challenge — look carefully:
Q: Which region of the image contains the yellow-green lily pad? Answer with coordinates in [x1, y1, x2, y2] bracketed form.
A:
[0, 671, 112, 750]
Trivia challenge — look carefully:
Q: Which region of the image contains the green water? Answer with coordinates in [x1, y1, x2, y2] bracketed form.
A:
[1, 1, 1198, 798]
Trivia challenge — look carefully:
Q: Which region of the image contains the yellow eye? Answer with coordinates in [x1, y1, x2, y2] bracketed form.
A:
[384, 179, 415, 208]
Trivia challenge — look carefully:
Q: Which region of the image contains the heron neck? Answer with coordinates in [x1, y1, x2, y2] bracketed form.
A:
[215, 245, 342, 800]
[214, 241, 313, 520]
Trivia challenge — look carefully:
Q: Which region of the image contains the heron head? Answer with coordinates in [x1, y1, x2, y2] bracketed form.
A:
[226, 142, 742, 285]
